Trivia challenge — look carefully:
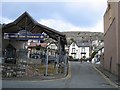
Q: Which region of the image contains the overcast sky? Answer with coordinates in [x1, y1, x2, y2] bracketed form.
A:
[1, 0, 108, 32]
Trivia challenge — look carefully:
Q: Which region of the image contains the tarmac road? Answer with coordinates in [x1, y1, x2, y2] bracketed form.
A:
[2, 62, 117, 88]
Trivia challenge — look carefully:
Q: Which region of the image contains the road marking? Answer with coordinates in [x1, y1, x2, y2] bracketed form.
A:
[93, 64, 118, 88]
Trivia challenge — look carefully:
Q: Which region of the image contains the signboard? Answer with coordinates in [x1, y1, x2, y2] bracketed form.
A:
[4, 33, 47, 40]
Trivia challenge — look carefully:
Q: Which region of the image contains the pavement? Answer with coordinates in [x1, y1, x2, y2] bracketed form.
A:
[2, 64, 69, 81]
[2, 74, 66, 81]
[94, 64, 120, 87]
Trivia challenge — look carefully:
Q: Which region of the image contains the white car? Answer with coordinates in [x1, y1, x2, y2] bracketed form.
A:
[96, 61, 100, 64]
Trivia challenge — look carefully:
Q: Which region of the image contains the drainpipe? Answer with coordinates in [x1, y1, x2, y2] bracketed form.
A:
[109, 57, 112, 73]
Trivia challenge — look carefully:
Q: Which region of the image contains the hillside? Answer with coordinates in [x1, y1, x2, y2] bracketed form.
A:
[62, 31, 104, 45]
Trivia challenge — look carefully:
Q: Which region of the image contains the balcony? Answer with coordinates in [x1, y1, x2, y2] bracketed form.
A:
[71, 52, 76, 54]
[81, 52, 86, 54]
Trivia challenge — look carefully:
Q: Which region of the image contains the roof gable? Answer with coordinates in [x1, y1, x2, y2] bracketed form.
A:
[2, 12, 67, 44]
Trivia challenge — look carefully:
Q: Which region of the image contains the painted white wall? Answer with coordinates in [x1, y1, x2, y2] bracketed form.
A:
[79, 47, 90, 59]
[47, 43, 57, 56]
[69, 42, 90, 59]
[48, 43, 57, 50]
[69, 42, 79, 59]
[102, 48, 104, 53]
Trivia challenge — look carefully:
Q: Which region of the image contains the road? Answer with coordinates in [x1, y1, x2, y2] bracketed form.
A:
[2, 62, 117, 88]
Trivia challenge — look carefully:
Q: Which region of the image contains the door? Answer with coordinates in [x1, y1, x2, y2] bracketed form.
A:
[4, 44, 16, 64]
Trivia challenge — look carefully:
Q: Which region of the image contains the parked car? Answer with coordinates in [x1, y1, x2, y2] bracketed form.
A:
[73, 59, 79, 61]
[69, 56, 73, 61]
[69, 56, 79, 61]
[30, 53, 40, 59]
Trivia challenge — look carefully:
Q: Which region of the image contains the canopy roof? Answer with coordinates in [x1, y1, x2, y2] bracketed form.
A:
[2, 12, 67, 44]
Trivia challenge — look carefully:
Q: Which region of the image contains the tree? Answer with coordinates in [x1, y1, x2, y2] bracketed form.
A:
[89, 51, 97, 62]
[91, 51, 97, 59]
[70, 38, 75, 43]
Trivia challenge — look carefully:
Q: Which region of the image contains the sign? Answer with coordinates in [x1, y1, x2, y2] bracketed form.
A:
[4, 33, 47, 40]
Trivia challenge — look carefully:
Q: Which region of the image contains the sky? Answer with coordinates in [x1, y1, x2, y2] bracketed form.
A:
[1, 0, 108, 32]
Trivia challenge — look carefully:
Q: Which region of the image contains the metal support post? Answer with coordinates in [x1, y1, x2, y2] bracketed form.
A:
[45, 49, 48, 76]
[56, 54, 59, 74]
[64, 55, 67, 75]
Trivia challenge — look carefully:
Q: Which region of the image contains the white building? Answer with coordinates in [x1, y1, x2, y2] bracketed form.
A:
[47, 43, 57, 56]
[91, 40, 104, 63]
[69, 42, 90, 59]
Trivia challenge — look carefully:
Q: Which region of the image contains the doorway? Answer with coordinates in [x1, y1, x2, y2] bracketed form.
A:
[4, 44, 16, 64]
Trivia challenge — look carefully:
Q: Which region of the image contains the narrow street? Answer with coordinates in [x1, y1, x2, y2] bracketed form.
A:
[65, 62, 115, 88]
[2, 62, 116, 88]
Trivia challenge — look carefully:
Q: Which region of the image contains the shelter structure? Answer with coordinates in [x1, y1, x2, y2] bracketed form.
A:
[2, 12, 67, 77]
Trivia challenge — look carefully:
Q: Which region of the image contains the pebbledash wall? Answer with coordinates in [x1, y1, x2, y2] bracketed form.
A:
[103, 1, 120, 76]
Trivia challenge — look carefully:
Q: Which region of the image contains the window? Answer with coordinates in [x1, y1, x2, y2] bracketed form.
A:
[72, 48, 75, 53]
[81, 47, 85, 52]
[51, 45, 54, 49]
